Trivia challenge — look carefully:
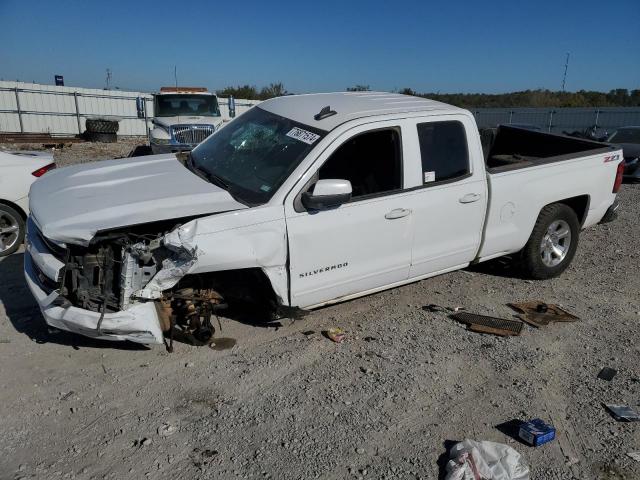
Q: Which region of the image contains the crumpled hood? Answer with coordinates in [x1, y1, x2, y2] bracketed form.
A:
[153, 116, 223, 129]
[29, 154, 247, 245]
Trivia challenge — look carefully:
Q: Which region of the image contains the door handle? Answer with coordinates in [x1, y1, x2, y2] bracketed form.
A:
[385, 208, 412, 220]
[459, 193, 481, 204]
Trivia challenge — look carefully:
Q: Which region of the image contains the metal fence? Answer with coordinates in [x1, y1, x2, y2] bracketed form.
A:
[0, 81, 260, 136]
[472, 107, 640, 134]
[3, 81, 639, 137]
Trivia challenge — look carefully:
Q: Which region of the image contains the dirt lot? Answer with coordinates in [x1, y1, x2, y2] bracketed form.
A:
[0, 141, 638, 480]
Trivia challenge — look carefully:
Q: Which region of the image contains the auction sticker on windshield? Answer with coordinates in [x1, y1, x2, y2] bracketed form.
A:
[286, 127, 320, 145]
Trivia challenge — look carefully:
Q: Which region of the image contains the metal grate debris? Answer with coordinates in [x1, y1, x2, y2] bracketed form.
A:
[507, 302, 579, 327]
[451, 312, 524, 336]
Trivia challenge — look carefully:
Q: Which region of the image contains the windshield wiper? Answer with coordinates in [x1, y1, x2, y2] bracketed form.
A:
[205, 172, 229, 190]
[186, 153, 230, 190]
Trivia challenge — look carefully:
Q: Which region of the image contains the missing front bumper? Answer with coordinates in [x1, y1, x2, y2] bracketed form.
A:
[24, 250, 164, 344]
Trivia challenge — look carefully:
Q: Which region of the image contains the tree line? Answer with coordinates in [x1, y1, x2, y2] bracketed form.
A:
[400, 88, 640, 108]
[217, 82, 287, 101]
[219, 82, 640, 107]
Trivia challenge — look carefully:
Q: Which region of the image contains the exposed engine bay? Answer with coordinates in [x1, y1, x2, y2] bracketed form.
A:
[56, 220, 279, 349]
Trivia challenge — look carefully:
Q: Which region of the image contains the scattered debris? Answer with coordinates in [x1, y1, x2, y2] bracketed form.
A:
[451, 312, 523, 337]
[363, 336, 376, 342]
[323, 327, 346, 343]
[141, 437, 152, 446]
[627, 452, 640, 462]
[157, 423, 178, 437]
[444, 439, 530, 480]
[507, 302, 578, 327]
[604, 404, 640, 422]
[597, 367, 617, 381]
[208, 337, 237, 351]
[60, 391, 74, 401]
[423, 304, 466, 313]
[518, 418, 556, 447]
[301, 330, 316, 336]
[185, 362, 195, 368]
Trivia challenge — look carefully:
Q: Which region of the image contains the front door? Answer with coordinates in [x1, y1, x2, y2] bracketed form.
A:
[286, 123, 414, 308]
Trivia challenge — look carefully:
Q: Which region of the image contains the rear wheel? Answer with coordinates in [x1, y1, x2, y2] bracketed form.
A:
[520, 204, 580, 279]
[0, 204, 25, 257]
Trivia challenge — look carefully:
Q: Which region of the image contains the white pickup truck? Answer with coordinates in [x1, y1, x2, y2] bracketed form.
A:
[24, 92, 623, 345]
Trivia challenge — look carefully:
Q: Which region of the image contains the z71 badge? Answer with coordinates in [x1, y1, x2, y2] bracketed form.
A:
[604, 154, 620, 163]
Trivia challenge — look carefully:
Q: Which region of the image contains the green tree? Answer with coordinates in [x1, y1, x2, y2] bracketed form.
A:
[216, 85, 260, 100]
[346, 85, 370, 91]
[259, 82, 288, 99]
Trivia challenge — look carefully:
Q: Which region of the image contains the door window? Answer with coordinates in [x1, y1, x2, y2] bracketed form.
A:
[317, 129, 402, 199]
[417, 121, 469, 184]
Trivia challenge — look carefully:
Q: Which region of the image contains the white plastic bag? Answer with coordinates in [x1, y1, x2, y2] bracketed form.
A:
[445, 439, 529, 480]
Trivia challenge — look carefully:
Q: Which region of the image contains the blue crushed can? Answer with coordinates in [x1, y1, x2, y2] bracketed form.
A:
[518, 418, 556, 446]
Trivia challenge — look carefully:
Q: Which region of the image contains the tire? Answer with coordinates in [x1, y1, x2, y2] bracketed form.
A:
[520, 203, 580, 279]
[0, 204, 25, 257]
[84, 131, 117, 143]
[85, 119, 119, 134]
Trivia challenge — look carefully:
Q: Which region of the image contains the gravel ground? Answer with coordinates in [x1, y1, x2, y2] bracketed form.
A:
[0, 141, 638, 480]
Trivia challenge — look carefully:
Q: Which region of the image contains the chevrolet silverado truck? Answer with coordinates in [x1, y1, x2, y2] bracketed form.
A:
[25, 92, 624, 345]
[147, 87, 224, 154]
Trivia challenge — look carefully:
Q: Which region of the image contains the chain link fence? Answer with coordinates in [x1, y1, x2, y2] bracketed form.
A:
[472, 107, 640, 135]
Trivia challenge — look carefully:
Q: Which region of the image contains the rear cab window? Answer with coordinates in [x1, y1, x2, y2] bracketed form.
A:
[416, 121, 470, 185]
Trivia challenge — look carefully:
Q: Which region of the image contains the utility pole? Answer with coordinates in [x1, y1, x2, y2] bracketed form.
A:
[105, 68, 112, 90]
[561, 53, 570, 92]
[174, 66, 178, 89]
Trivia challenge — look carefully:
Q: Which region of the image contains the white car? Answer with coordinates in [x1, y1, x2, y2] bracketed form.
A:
[0, 150, 55, 257]
[25, 92, 622, 345]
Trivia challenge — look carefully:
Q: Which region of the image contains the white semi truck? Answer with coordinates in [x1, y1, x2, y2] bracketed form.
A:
[144, 87, 232, 154]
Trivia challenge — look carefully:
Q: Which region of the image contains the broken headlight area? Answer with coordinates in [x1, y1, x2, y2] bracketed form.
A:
[57, 222, 231, 346]
[59, 222, 200, 314]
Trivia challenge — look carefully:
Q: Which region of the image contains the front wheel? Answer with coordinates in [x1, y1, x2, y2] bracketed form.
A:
[520, 204, 580, 279]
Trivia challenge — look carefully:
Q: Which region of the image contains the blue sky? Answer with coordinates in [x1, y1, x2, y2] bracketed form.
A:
[1, 0, 638, 94]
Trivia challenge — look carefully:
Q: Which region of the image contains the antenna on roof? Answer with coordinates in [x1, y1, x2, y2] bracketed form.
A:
[314, 106, 337, 121]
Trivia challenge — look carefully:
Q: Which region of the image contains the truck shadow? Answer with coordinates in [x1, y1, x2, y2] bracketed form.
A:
[0, 252, 147, 350]
[465, 255, 527, 279]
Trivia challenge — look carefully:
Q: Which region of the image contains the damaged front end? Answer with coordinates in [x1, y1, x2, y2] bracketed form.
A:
[26, 218, 225, 345]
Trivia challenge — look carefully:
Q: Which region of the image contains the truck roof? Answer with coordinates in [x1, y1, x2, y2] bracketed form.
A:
[156, 87, 215, 96]
[259, 92, 466, 131]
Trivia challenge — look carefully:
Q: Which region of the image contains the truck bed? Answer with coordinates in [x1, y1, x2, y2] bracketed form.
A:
[481, 125, 616, 172]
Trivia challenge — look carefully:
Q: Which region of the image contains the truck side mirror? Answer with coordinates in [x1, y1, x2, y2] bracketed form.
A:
[136, 97, 146, 119]
[301, 179, 352, 210]
[228, 96, 236, 118]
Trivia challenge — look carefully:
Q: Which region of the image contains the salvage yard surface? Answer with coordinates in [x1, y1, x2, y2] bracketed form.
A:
[0, 142, 639, 480]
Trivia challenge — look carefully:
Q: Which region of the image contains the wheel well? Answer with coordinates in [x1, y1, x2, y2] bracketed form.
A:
[173, 268, 279, 313]
[553, 195, 590, 226]
[0, 199, 27, 220]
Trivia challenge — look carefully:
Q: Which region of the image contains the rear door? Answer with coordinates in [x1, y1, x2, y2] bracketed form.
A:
[406, 115, 487, 277]
[285, 120, 415, 308]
